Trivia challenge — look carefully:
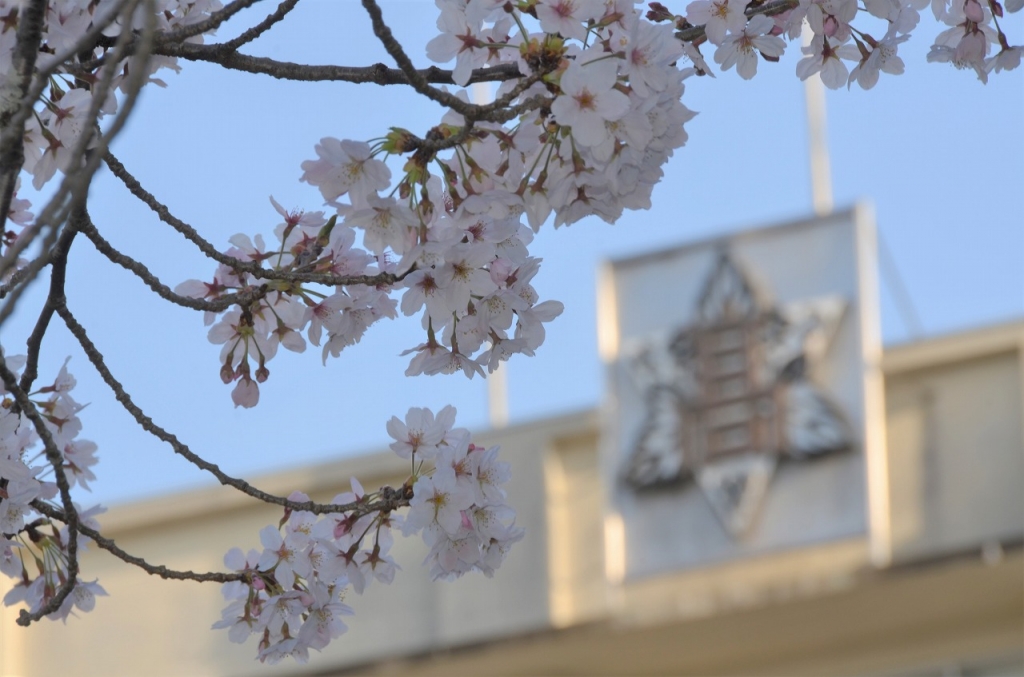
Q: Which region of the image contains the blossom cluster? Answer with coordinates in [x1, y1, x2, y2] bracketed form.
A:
[670, 0, 1020, 87]
[0, 355, 105, 622]
[182, 0, 705, 404]
[0, 0, 1018, 663]
[214, 406, 519, 663]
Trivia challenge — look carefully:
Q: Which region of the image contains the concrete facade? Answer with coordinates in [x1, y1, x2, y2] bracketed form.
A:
[2, 320, 1021, 677]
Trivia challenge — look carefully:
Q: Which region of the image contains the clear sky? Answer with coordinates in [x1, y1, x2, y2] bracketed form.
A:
[7, 0, 1023, 506]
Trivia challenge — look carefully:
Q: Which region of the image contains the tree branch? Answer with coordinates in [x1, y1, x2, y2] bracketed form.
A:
[31, 501, 248, 584]
[78, 214, 268, 313]
[674, 0, 801, 43]
[360, 0, 478, 116]
[18, 211, 80, 395]
[56, 302, 411, 517]
[102, 151, 409, 288]
[220, 0, 301, 51]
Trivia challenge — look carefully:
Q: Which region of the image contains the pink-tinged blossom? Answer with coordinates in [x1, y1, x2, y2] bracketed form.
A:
[848, 33, 910, 88]
[257, 525, 313, 587]
[515, 299, 565, 350]
[551, 58, 631, 148]
[714, 15, 786, 79]
[406, 473, 476, 539]
[401, 337, 455, 376]
[619, 20, 685, 97]
[435, 242, 498, 312]
[470, 445, 512, 505]
[927, 26, 993, 81]
[7, 179, 32, 226]
[386, 406, 454, 460]
[296, 583, 353, 651]
[686, 0, 752, 45]
[807, 0, 858, 41]
[536, 0, 605, 41]
[426, 3, 487, 86]
[987, 44, 1022, 73]
[797, 34, 861, 88]
[346, 195, 418, 256]
[400, 269, 450, 324]
[299, 138, 390, 207]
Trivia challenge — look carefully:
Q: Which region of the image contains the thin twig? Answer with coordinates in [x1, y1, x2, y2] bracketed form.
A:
[56, 303, 410, 517]
[0, 0, 134, 262]
[0, 224, 62, 328]
[18, 213, 80, 395]
[220, 0, 301, 51]
[360, 0, 477, 116]
[82, 0, 264, 68]
[102, 151, 409, 288]
[30, 502, 248, 584]
[78, 215, 266, 313]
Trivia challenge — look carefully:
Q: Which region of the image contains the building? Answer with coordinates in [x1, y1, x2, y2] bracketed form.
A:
[2, 208, 1021, 677]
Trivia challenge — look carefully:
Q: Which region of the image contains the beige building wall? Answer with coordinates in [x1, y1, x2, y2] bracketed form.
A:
[2, 321, 1022, 677]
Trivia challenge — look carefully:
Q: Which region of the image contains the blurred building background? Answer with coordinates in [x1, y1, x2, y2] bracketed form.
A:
[2, 209, 1021, 677]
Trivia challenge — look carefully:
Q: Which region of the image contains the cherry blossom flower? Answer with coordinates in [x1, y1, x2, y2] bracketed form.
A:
[714, 15, 787, 79]
[686, 0, 752, 45]
[551, 58, 631, 147]
[299, 138, 390, 206]
[848, 33, 910, 88]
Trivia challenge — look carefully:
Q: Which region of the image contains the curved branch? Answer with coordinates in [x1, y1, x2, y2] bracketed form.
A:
[18, 213, 80, 395]
[167, 41, 525, 86]
[152, 0, 264, 45]
[360, 0, 477, 116]
[151, 42, 523, 85]
[0, 223, 62, 328]
[78, 214, 267, 313]
[56, 303, 410, 517]
[0, 0, 135, 268]
[31, 502, 247, 584]
[102, 151, 409, 288]
[220, 0, 301, 51]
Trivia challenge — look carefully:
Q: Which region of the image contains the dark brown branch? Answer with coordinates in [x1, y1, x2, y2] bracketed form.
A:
[56, 302, 411, 517]
[151, 42, 522, 85]
[0, 0, 48, 248]
[0, 0, 151, 307]
[102, 151, 408, 288]
[78, 215, 267, 313]
[152, 0, 264, 45]
[31, 502, 248, 584]
[360, 0, 477, 116]
[0, 218, 62, 329]
[220, 0, 301, 51]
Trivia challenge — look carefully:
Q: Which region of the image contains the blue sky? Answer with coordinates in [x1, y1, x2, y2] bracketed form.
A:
[7, 0, 1022, 506]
